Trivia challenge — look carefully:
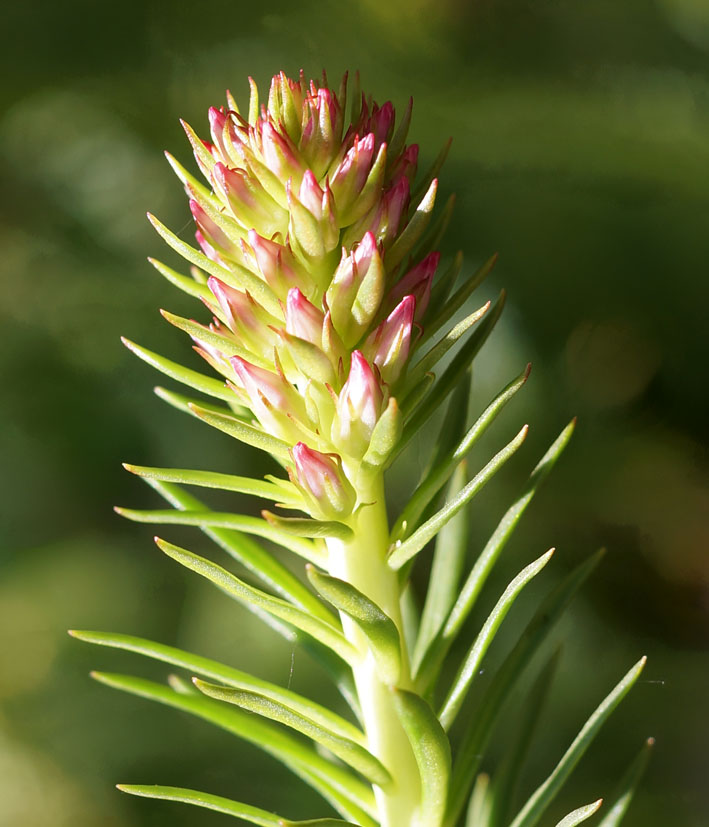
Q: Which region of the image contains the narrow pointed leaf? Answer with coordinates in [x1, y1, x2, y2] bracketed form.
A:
[465, 773, 491, 827]
[508, 657, 647, 827]
[154, 386, 247, 420]
[420, 253, 498, 346]
[116, 507, 323, 564]
[597, 738, 654, 827]
[156, 538, 354, 661]
[412, 137, 451, 204]
[414, 462, 470, 668]
[427, 251, 463, 321]
[91, 672, 375, 823]
[554, 800, 604, 826]
[148, 257, 213, 302]
[124, 464, 302, 507]
[70, 631, 362, 743]
[445, 550, 606, 825]
[387, 96, 413, 162]
[165, 149, 220, 204]
[385, 178, 438, 270]
[393, 365, 530, 543]
[307, 566, 402, 684]
[189, 404, 292, 460]
[117, 784, 284, 825]
[413, 192, 456, 262]
[263, 512, 354, 541]
[388, 424, 528, 570]
[398, 290, 506, 454]
[121, 337, 234, 402]
[392, 689, 451, 827]
[439, 549, 555, 730]
[138, 479, 328, 618]
[194, 681, 392, 787]
[417, 419, 575, 687]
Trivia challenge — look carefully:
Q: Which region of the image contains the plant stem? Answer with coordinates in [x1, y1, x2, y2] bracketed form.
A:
[326, 473, 422, 827]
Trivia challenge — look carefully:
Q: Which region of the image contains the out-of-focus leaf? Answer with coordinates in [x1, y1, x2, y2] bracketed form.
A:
[597, 738, 655, 827]
[262, 511, 354, 541]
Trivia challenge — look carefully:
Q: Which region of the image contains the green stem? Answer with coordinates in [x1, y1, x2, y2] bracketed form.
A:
[326, 474, 421, 827]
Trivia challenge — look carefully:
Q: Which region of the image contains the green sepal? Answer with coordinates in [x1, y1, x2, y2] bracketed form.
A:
[123, 464, 303, 507]
[391, 688, 451, 827]
[438, 549, 555, 730]
[148, 257, 214, 302]
[121, 337, 234, 403]
[398, 290, 506, 453]
[194, 681, 392, 788]
[404, 301, 491, 391]
[388, 424, 528, 571]
[597, 738, 654, 827]
[363, 398, 403, 470]
[155, 537, 355, 662]
[445, 549, 606, 825]
[413, 462, 470, 671]
[393, 365, 530, 543]
[69, 630, 362, 743]
[91, 672, 376, 824]
[189, 404, 292, 461]
[416, 419, 575, 688]
[117, 784, 286, 825]
[421, 253, 497, 346]
[385, 178, 438, 270]
[262, 511, 354, 541]
[554, 800, 604, 827]
[116, 507, 324, 564]
[306, 566, 402, 684]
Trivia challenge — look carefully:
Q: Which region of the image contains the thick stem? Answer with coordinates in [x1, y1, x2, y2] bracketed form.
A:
[327, 474, 422, 827]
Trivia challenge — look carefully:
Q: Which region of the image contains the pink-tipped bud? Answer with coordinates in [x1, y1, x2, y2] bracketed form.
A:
[390, 143, 419, 184]
[364, 295, 416, 384]
[189, 199, 238, 258]
[367, 100, 396, 147]
[208, 106, 230, 160]
[388, 251, 439, 321]
[212, 162, 288, 237]
[260, 121, 304, 188]
[247, 229, 307, 299]
[300, 87, 342, 176]
[333, 351, 385, 457]
[285, 288, 324, 345]
[330, 132, 376, 208]
[298, 170, 326, 219]
[291, 443, 356, 518]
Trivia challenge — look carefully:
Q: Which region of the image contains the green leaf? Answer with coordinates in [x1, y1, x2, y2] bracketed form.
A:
[405, 302, 491, 392]
[194, 681, 392, 788]
[148, 257, 214, 302]
[138, 479, 329, 620]
[393, 365, 530, 543]
[69, 630, 363, 744]
[154, 386, 245, 420]
[554, 800, 604, 826]
[426, 251, 463, 322]
[398, 290, 506, 452]
[412, 192, 456, 262]
[412, 137, 452, 204]
[164, 150, 220, 205]
[116, 507, 324, 565]
[189, 404, 292, 461]
[487, 648, 562, 827]
[117, 784, 284, 825]
[392, 689, 451, 827]
[363, 398, 403, 470]
[413, 462, 470, 670]
[123, 464, 303, 507]
[148, 212, 281, 316]
[91, 672, 376, 824]
[306, 566, 402, 684]
[387, 96, 413, 165]
[465, 773, 491, 827]
[388, 424, 528, 571]
[597, 738, 654, 827]
[121, 337, 234, 403]
[385, 178, 438, 270]
[416, 419, 575, 689]
[438, 549, 555, 730]
[420, 253, 497, 346]
[262, 512, 354, 541]
[156, 537, 355, 662]
[445, 549, 606, 826]
[508, 657, 647, 827]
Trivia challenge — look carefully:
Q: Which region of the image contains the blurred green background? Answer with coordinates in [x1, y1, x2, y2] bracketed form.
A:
[1, 0, 708, 824]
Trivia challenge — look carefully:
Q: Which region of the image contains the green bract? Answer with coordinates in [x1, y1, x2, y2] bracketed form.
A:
[73, 70, 651, 827]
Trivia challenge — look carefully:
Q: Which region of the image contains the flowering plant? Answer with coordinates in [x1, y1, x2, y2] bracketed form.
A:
[71, 70, 651, 827]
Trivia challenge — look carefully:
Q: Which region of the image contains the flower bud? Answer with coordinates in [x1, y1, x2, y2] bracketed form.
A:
[259, 121, 305, 190]
[285, 288, 324, 346]
[300, 86, 342, 177]
[207, 277, 279, 359]
[364, 295, 415, 384]
[388, 251, 439, 321]
[247, 229, 309, 300]
[291, 443, 356, 518]
[212, 162, 288, 238]
[333, 351, 385, 458]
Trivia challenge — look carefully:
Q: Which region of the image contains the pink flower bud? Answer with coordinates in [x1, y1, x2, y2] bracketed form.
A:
[390, 144, 419, 185]
[329, 133, 375, 210]
[212, 162, 288, 237]
[285, 288, 324, 345]
[208, 106, 231, 160]
[189, 199, 239, 259]
[260, 121, 304, 188]
[291, 443, 356, 517]
[388, 251, 439, 321]
[364, 295, 416, 384]
[334, 351, 385, 457]
[247, 229, 308, 299]
[367, 100, 395, 147]
[207, 278, 279, 360]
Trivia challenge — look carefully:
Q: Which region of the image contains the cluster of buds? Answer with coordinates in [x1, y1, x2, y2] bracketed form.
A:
[159, 71, 446, 520]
